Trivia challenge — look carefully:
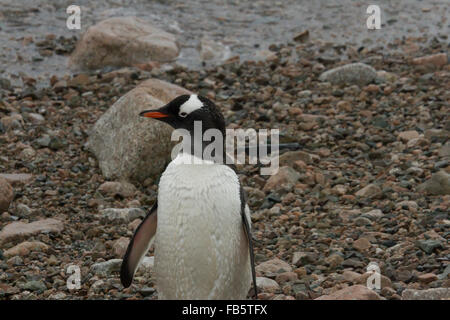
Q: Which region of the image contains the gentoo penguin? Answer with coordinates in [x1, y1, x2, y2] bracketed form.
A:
[120, 94, 257, 299]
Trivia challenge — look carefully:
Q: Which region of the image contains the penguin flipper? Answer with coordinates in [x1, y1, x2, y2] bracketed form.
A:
[239, 185, 258, 299]
[120, 202, 158, 288]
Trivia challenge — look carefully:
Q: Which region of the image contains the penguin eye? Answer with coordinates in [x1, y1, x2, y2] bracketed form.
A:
[179, 111, 188, 118]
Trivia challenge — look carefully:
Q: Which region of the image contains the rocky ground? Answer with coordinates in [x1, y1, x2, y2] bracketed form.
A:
[0, 27, 449, 300]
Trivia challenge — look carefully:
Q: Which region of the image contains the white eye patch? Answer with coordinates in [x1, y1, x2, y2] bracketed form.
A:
[179, 94, 203, 117]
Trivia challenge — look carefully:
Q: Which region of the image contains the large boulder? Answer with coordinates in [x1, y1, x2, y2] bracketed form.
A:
[69, 17, 179, 70]
[86, 79, 191, 183]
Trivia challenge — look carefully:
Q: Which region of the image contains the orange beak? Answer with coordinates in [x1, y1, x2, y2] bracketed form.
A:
[139, 110, 169, 118]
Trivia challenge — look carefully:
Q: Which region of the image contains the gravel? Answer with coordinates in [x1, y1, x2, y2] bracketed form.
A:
[0, 20, 448, 300]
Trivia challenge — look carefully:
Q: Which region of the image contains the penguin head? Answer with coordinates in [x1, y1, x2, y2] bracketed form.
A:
[140, 94, 225, 135]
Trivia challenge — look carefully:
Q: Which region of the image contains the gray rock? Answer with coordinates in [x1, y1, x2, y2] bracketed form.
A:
[292, 252, 315, 266]
[355, 183, 382, 199]
[362, 209, 384, 220]
[21, 280, 46, 292]
[435, 160, 449, 169]
[69, 17, 179, 70]
[16, 204, 32, 217]
[0, 77, 12, 90]
[354, 217, 372, 226]
[263, 166, 300, 192]
[139, 287, 156, 296]
[8, 256, 23, 266]
[91, 259, 122, 275]
[49, 136, 65, 150]
[278, 150, 318, 165]
[36, 134, 51, 147]
[101, 208, 146, 224]
[89, 280, 105, 293]
[26, 113, 45, 125]
[256, 277, 280, 293]
[416, 239, 443, 254]
[97, 181, 136, 198]
[319, 63, 377, 85]
[256, 258, 292, 276]
[86, 78, 191, 183]
[438, 264, 450, 280]
[417, 171, 450, 195]
[396, 201, 418, 210]
[402, 288, 450, 300]
[0, 114, 23, 131]
[48, 292, 67, 300]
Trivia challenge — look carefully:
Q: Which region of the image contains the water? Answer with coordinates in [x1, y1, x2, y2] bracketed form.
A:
[0, 0, 448, 85]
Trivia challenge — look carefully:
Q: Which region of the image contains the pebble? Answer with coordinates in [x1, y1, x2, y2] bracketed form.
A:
[0, 177, 13, 213]
[362, 209, 384, 220]
[101, 208, 146, 224]
[97, 181, 137, 198]
[48, 292, 67, 300]
[16, 203, 32, 217]
[402, 288, 450, 300]
[417, 171, 450, 195]
[315, 285, 381, 300]
[416, 239, 443, 254]
[256, 258, 292, 277]
[325, 254, 344, 269]
[0, 174, 34, 186]
[256, 277, 280, 293]
[3, 241, 49, 258]
[112, 237, 129, 257]
[139, 287, 156, 297]
[263, 166, 300, 191]
[318, 63, 377, 85]
[411, 53, 447, 67]
[398, 130, 420, 142]
[353, 238, 371, 251]
[26, 113, 45, 124]
[342, 270, 362, 283]
[355, 184, 382, 198]
[275, 272, 298, 284]
[91, 259, 122, 275]
[20, 280, 47, 292]
[0, 218, 64, 244]
[418, 273, 438, 284]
